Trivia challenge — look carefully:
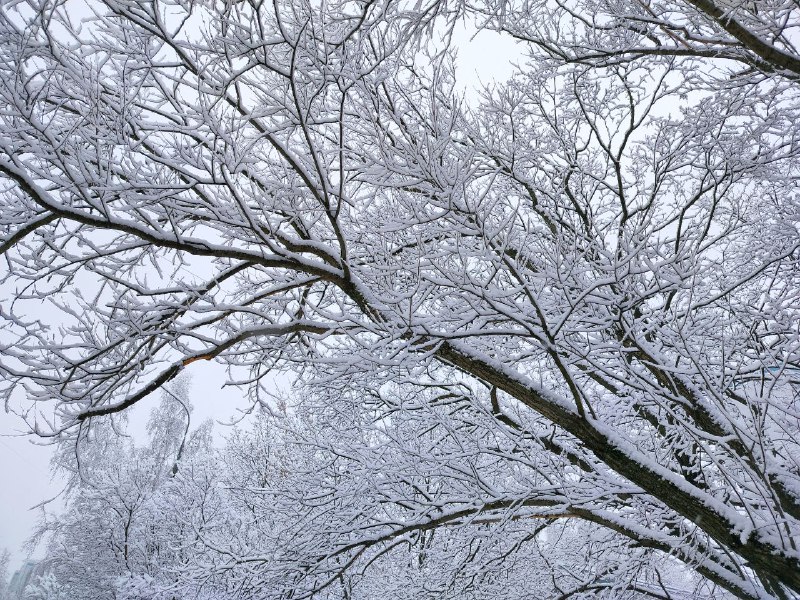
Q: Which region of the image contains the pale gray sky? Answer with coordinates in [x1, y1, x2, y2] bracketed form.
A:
[0, 416, 60, 571]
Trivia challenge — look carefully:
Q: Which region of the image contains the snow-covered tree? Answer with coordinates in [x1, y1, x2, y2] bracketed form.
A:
[39, 397, 708, 599]
[2, 0, 800, 597]
[0, 549, 10, 600]
[32, 378, 211, 600]
[23, 573, 69, 600]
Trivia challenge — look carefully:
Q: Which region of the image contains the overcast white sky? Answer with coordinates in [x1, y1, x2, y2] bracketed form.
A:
[0, 19, 522, 576]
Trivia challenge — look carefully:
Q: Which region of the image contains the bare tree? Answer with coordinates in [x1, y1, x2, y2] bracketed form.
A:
[1, 0, 799, 597]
